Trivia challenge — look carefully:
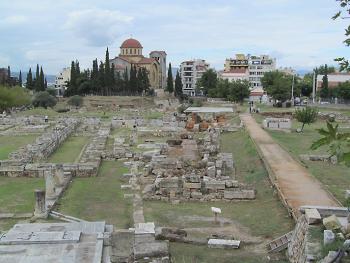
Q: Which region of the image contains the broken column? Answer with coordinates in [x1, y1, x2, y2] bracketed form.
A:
[45, 169, 56, 200]
[54, 164, 65, 187]
[34, 189, 47, 218]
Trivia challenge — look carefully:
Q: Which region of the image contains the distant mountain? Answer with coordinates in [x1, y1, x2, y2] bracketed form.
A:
[11, 71, 56, 84]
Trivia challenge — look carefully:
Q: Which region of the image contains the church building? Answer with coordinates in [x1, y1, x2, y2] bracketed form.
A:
[110, 38, 167, 89]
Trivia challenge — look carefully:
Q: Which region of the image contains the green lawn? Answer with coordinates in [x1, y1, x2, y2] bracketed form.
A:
[58, 161, 133, 228]
[0, 135, 38, 160]
[0, 177, 44, 213]
[48, 136, 90, 163]
[170, 243, 288, 263]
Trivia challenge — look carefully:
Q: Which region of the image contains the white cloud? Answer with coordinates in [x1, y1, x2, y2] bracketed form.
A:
[3, 15, 27, 25]
[64, 9, 133, 46]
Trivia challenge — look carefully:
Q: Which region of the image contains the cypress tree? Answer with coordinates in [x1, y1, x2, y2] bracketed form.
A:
[98, 61, 105, 95]
[19, 70, 22, 87]
[174, 71, 183, 98]
[39, 66, 45, 90]
[122, 69, 129, 94]
[129, 65, 138, 95]
[34, 64, 40, 91]
[320, 64, 329, 98]
[44, 78, 48, 90]
[166, 63, 174, 93]
[104, 47, 112, 95]
[7, 66, 11, 85]
[26, 68, 33, 90]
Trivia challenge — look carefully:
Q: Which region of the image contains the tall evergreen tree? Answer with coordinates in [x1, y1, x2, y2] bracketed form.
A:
[44, 78, 48, 90]
[39, 66, 45, 91]
[26, 68, 33, 90]
[320, 64, 329, 98]
[122, 68, 129, 94]
[129, 65, 137, 95]
[91, 59, 99, 94]
[104, 47, 112, 96]
[174, 71, 183, 98]
[19, 70, 22, 87]
[7, 66, 11, 85]
[34, 64, 40, 91]
[166, 63, 174, 93]
[98, 61, 105, 95]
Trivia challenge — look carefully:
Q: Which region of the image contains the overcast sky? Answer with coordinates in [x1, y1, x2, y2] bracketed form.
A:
[0, 0, 349, 74]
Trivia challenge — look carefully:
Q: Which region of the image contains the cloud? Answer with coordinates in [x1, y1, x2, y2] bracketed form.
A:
[64, 9, 133, 46]
[2, 15, 27, 25]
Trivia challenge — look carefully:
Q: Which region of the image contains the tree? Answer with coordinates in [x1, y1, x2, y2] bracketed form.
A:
[311, 121, 350, 166]
[166, 63, 173, 93]
[32, 91, 57, 108]
[7, 66, 11, 85]
[229, 80, 250, 104]
[333, 0, 350, 71]
[67, 95, 83, 107]
[104, 47, 112, 95]
[294, 106, 318, 132]
[39, 66, 45, 91]
[261, 71, 292, 102]
[315, 65, 336, 75]
[19, 70, 22, 87]
[299, 73, 313, 97]
[98, 61, 105, 95]
[320, 64, 329, 98]
[197, 69, 217, 96]
[337, 81, 350, 100]
[0, 85, 31, 112]
[26, 68, 34, 90]
[174, 71, 183, 98]
[34, 64, 40, 91]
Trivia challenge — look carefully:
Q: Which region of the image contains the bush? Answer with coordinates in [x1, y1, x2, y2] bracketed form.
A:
[0, 86, 31, 112]
[294, 106, 318, 132]
[67, 95, 83, 107]
[191, 99, 203, 107]
[32, 91, 57, 109]
[56, 108, 70, 113]
[285, 101, 292, 108]
[46, 88, 57, 96]
[177, 105, 187, 114]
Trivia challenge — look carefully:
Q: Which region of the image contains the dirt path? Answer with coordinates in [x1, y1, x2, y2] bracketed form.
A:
[240, 113, 340, 218]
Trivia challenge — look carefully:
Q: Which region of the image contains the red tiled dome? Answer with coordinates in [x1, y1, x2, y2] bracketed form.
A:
[120, 38, 143, 48]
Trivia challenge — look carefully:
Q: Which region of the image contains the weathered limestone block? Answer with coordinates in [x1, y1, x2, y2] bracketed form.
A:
[204, 181, 225, 190]
[305, 208, 321, 225]
[54, 164, 65, 187]
[183, 183, 201, 189]
[225, 180, 239, 188]
[45, 170, 56, 200]
[224, 190, 255, 200]
[323, 215, 342, 231]
[208, 239, 240, 249]
[207, 166, 216, 178]
[34, 189, 47, 218]
[159, 178, 182, 189]
[324, 230, 335, 245]
[190, 192, 203, 199]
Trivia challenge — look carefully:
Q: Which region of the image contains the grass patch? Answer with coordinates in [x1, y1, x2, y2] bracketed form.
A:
[0, 135, 38, 160]
[58, 161, 132, 228]
[143, 111, 163, 120]
[0, 177, 44, 213]
[48, 136, 90, 163]
[170, 243, 288, 263]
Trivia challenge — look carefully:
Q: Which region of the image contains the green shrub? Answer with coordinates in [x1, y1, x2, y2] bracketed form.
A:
[46, 88, 57, 96]
[294, 106, 318, 132]
[67, 95, 83, 107]
[0, 86, 31, 112]
[32, 91, 57, 109]
[56, 108, 70, 113]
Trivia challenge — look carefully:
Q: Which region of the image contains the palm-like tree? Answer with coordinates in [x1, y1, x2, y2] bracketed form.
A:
[311, 121, 350, 166]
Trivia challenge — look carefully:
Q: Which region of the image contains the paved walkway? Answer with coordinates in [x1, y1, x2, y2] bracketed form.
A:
[240, 113, 340, 218]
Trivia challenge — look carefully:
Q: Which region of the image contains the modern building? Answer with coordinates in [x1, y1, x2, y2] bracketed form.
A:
[179, 59, 209, 96]
[54, 67, 70, 96]
[278, 67, 296, 76]
[110, 38, 166, 89]
[248, 55, 276, 87]
[316, 73, 350, 90]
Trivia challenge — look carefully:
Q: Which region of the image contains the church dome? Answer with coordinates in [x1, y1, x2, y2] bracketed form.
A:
[120, 38, 143, 48]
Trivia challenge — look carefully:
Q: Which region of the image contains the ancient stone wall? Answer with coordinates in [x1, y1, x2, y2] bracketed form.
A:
[288, 215, 309, 263]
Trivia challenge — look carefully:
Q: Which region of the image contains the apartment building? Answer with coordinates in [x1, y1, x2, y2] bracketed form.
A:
[220, 54, 276, 88]
[179, 59, 209, 96]
[248, 55, 276, 87]
[54, 67, 70, 96]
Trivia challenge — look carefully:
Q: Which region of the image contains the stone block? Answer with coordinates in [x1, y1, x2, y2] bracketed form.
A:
[204, 181, 225, 190]
[208, 239, 240, 249]
[324, 230, 335, 245]
[323, 215, 342, 231]
[305, 208, 321, 225]
[345, 190, 350, 200]
[184, 183, 201, 189]
[225, 180, 239, 188]
[190, 192, 203, 199]
[159, 178, 181, 189]
[224, 190, 255, 200]
[207, 166, 216, 178]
